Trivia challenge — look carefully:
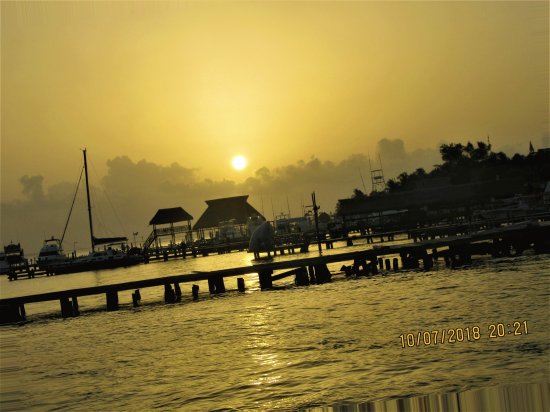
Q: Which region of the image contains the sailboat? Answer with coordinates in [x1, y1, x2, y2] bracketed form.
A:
[37, 149, 143, 275]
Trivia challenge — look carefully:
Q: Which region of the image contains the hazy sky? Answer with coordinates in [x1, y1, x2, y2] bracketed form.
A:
[1, 1, 548, 251]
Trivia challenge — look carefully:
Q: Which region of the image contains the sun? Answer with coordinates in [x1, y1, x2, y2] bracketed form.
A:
[231, 155, 247, 171]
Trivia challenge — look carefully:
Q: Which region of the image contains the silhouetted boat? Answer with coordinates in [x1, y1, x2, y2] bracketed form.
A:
[0, 251, 9, 275]
[1, 242, 29, 275]
[37, 149, 142, 275]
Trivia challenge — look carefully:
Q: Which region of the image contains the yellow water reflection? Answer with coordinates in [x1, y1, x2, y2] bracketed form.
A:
[244, 305, 284, 388]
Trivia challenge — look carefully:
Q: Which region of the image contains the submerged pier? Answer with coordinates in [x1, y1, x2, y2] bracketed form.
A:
[1, 221, 548, 324]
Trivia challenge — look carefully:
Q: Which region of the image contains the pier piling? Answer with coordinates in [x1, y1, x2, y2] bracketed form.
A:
[258, 270, 273, 290]
[192, 285, 199, 300]
[208, 277, 226, 294]
[295, 267, 310, 286]
[370, 257, 379, 275]
[237, 277, 245, 292]
[208, 278, 216, 294]
[106, 290, 119, 311]
[72, 297, 80, 316]
[164, 284, 176, 303]
[19, 304, 26, 320]
[0, 304, 26, 323]
[60, 297, 73, 318]
[174, 283, 182, 301]
[314, 264, 331, 284]
[215, 276, 226, 293]
[422, 253, 433, 270]
[308, 265, 317, 284]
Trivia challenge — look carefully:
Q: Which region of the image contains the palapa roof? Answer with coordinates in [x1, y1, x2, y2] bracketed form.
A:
[193, 195, 264, 230]
[149, 207, 193, 226]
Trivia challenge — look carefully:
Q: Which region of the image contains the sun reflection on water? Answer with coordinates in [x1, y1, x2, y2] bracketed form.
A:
[243, 305, 285, 388]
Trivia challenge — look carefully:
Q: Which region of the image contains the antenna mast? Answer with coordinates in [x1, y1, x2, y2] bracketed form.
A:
[358, 168, 367, 193]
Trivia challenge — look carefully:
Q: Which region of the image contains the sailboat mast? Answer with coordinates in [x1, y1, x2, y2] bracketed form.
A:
[83, 149, 95, 252]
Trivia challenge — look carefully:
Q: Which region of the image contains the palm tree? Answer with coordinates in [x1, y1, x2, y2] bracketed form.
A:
[440, 143, 465, 164]
[471, 141, 491, 161]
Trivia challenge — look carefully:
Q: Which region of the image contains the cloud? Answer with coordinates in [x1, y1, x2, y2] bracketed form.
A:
[376, 138, 441, 179]
[19, 175, 45, 202]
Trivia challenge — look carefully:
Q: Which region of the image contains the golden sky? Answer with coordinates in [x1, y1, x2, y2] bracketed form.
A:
[1, 1, 548, 201]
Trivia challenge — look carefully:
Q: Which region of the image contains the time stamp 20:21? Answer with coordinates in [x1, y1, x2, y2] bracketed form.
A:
[399, 321, 529, 349]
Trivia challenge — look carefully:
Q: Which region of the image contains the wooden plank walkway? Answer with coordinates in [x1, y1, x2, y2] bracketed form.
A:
[1, 220, 548, 323]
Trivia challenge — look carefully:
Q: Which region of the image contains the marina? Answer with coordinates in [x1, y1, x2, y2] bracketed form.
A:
[2, 2, 549, 409]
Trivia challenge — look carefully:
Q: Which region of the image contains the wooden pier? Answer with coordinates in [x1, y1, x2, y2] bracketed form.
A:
[1, 220, 548, 324]
[141, 240, 310, 265]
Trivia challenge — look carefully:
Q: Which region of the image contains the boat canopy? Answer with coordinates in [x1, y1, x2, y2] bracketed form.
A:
[92, 236, 128, 247]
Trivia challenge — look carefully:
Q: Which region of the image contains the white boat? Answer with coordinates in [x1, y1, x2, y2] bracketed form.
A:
[37, 237, 67, 269]
[38, 149, 143, 275]
[0, 251, 10, 275]
[2, 242, 29, 274]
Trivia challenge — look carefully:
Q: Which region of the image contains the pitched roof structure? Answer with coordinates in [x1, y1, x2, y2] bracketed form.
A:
[193, 195, 264, 230]
[149, 207, 193, 226]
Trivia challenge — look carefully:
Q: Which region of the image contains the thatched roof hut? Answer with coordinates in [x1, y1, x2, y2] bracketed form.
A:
[149, 207, 193, 226]
[193, 196, 264, 230]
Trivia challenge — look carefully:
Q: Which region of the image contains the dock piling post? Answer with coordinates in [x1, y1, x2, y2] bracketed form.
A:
[422, 254, 433, 271]
[164, 284, 176, 303]
[392, 258, 399, 271]
[308, 265, 317, 284]
[215, 276, 226, 293]
[237, 277, 245, 292]
[208, 278, 216, 294]
[174, 283, 182, 301]
[192, 284, 199, 300]
[60, 297, 74, 318]
[0, 304, 26, 323]
[258, 270, 273, 290]
[370, 258, 379, 275]
[18, 304, 26, 320]
[71, 296, 80, 316]
[385, 259, 391, 271]
[314, 264, 331, 284]
[295, 267, 310, 286]
[106, 290, 119, 311]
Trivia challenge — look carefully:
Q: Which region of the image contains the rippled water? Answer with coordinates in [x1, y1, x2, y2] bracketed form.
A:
[1, 243, 549, 411]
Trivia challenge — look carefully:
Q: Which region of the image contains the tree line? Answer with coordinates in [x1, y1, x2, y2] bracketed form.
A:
[348, 141, 549, 198]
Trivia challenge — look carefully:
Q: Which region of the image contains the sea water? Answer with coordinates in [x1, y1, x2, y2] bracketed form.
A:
[0, 241, 549, 411]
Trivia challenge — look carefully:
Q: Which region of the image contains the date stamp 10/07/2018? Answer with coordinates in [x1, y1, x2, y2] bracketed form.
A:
[399, 321, 529, 349]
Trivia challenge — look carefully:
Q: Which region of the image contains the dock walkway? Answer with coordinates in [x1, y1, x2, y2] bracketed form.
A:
[1, 221, 548, 324]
